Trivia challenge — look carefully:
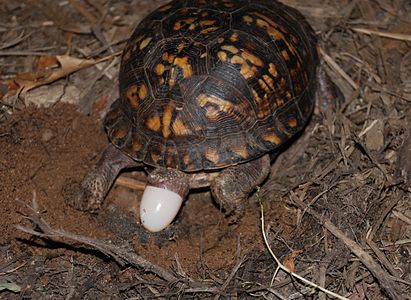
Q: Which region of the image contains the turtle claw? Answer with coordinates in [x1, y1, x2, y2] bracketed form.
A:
[62, 172, 105, 212]
[76, 170, 107, 212]
[64, 144, 141, 213]
[62, 179, 87, 211]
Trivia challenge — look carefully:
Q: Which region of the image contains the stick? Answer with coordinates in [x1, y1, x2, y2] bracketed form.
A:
[289, 193, 402, 300]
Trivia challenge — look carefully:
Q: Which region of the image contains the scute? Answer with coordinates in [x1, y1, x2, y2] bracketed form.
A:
[163, 7, 230, 43]
[104, 0, 318, 171]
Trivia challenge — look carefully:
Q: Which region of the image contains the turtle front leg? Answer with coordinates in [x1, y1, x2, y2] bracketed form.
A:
[211, 154, 271, 222]
[140, 168, 190, 232]
[65, 144, 141, 212]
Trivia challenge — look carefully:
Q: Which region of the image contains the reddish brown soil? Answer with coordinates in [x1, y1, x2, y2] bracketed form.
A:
[0, 103, 294, 274]
[1, 105, 106, 237]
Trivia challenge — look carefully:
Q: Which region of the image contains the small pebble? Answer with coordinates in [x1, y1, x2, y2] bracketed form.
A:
[42, 129, 54, 142]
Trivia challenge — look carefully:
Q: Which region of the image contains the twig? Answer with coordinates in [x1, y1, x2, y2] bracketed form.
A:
[257, 188, 348, 300]
[214, 255, 247, 300]
[366, 240, 401, 278]
[320, 48, 359, 90]
[0, 31, 34, 50]
[0, 50, 56, 56]
[17, 222, 180, 283]
[16, 193, 180, 283]
[244, 269, 313, 294]
[392, 210, 411, 226]
[289, 193, 403, 300]
[0, 262, 27, 276]
[77, 56, 119, 114]
[352, 28, 411, 42]
[351, 134, 388, 179]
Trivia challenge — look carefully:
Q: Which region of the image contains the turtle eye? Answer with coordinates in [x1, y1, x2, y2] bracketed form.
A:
[139, 186, 183, 232]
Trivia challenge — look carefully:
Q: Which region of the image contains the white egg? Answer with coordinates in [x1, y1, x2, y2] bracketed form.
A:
[140, 186, 183, 232]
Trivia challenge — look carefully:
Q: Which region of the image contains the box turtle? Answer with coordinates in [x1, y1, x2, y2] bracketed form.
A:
[69, 0, 342, 232]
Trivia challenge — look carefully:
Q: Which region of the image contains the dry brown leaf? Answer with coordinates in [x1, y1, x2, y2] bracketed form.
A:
[282, 249, 304, 272]
[92, 95, 109, 114]
[36, 55, 59, 71]
[365, 119, 384, 152]
[69, 0, 98, 23]
[63, 32, 74, 52]
[0, 52, 120, 100]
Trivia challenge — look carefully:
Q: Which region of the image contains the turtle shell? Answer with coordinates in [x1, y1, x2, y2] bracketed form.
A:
[104, 0, 318, 172]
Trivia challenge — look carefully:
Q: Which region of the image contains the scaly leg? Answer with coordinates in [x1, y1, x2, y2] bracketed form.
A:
[211, 154, 271, 222]
[65, 144, 141, 212]
[315, 64, 344, 113]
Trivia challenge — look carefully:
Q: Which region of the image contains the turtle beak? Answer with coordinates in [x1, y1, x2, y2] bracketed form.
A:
[139, 186, 183, 232]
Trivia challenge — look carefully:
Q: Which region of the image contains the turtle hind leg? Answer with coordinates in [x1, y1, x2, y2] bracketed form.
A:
[210, 154, 271, 223]
[64, 144, 141, 212]
[315, 64, 345, 114]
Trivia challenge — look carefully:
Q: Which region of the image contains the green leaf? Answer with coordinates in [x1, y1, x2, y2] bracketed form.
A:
[0, 281, 21, 293]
